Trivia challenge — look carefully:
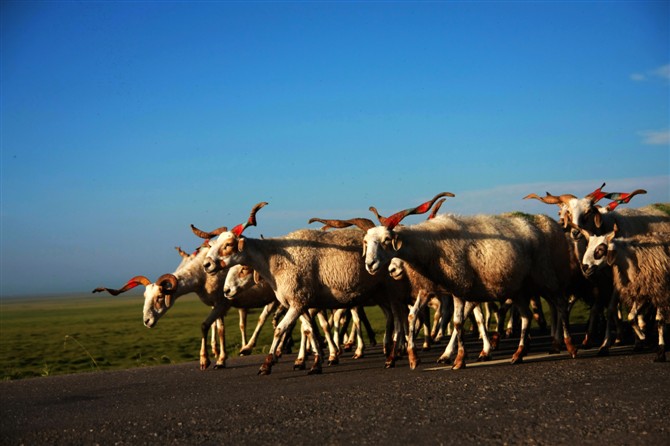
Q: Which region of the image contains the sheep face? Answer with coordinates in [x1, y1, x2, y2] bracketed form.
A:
[580, 229, 617, 278]
[223, 265, 254, 299]
[142, 283, 169, 328]
[363, 226, 400, 275]
[388, 257, 407, 281]
[203, 231, 239, 274]
[561, 197, 601, 239]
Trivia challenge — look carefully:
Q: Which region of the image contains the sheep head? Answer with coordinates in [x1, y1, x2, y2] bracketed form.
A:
[223, 264, 260, 299]
[196, 202, 268, 274]
[524, 183, 609, 238]
[93, 274, 178, 328]
[388, 257, 407, 281]
[363, 192, 454, 275]
[569, 221, 618, 278]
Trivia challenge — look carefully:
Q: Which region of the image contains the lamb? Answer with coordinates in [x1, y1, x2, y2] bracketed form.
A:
[361, 192, 576, 369]
[192, 202, 410, 375]
[576, 223, 670, 362]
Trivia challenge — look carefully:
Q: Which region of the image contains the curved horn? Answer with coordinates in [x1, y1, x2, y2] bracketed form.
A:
[156, 273, 178, 308]
[92, 275, 151, 296]
[190, 224, 228, 240]
[175, 246, 189, 258]
[604, 189, 647, 211]
[584, 182, 608, 203]
[231, 202, 268, 237]
[428, 198, 446, 220]
[523, 192, 576, 205]
[374, 192, 455, 230]
[308, 217, 375, 231]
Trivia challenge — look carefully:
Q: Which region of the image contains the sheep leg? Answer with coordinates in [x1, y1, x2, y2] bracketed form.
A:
[598, 291, 620, 356]
[386, 298, 408, 368]
[511, 302, 532, 365]
[407, 291, 425, 370]
[200, 302, 230, 370]
[210, 320, 219, 358]
[628, 302, 647, 351]
[294, 320, 308, 370]
[349, 307, 365, 359]
[357, 306, 377, 347]
[472, 303, 492, 361]
[300, 312, 324, 375]
[260, 306, 300, 375]
[331, 308, 346, 352]
[654, 308, 667, 363]
[240, 302, 277, 356]
[451, 297, 467, 370]
[552, 294, 577, 358]
[429, 298, 442, 341]
[420, 304, 432, 350]
[314, 310, 339, 365]
[238, 308, 248, 348]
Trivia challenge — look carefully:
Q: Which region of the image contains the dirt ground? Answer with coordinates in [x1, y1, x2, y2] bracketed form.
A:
[2, 329, 669, 445]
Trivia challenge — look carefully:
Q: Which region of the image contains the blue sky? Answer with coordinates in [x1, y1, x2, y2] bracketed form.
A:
[1, 1, 668, 296]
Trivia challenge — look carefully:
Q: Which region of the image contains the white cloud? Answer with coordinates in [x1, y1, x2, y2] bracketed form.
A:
[631, 63, 670, 82]
[639, 129, 670, 145]
[652, 64, 670, 80]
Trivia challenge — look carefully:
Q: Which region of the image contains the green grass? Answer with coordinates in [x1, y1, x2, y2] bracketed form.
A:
[0, 292, 590, 381]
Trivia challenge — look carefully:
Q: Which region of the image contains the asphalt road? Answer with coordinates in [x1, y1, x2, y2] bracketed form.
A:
[2, 329, 669, 446]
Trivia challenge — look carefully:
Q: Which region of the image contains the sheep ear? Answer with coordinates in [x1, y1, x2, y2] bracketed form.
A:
[593, 210, 602, 228]
[253, 270, 262, 284]
[237, 237, 246, 252]
[362, 240, 367, 258]
[165, 295, 172, 308]
[606, 246, 617, 266]
[391, 233, 402, 251]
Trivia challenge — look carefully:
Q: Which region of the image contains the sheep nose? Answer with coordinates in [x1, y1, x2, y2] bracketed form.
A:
[366, 261, 379, 275]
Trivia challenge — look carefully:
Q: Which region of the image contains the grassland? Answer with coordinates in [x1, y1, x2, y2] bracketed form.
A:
[0, 292, 590, 381]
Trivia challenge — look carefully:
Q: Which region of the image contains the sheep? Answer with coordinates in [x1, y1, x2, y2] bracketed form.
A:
[93, 243, 230, 370]
[525, 185, 670, 353]
[223, 264, 341, 369]
[576, 223, 670, 362]
[92, 241, 285, 370]
[192, 202, 410, 375]
[361, 192, 577, 369]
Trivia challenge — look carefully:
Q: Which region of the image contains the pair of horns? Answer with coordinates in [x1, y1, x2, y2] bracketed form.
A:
[191, 202, 268, 239]
[523, 183, 607, 206]
[309, 192, 453, 232]
[92, 273, 178, 297]
[373, 192, 454, 230]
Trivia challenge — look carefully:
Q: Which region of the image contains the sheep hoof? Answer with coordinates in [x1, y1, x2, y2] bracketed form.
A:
[436, 357, 452, 365]
[308, 366, 322, 375]
[477, 352, 491, 362]
[654, 346, 666, 363]
[452, 361, 465, 370]
[293, 360, 306, 370]
[328, 356, 339, 366]
[343, 343, 354, 352]
[384, 358, 396, 368]
[597, 347, 610, 356]
[352, 352, 363, 360]
[200, 358, 211, 371]
[213, 363, 226, 370]
[239, 348, 252, 356]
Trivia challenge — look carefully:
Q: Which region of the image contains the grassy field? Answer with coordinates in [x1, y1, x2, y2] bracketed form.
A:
[0, 292, 590, 381]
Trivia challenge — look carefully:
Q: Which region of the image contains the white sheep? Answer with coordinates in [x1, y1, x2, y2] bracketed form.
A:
[362, 193, 576, 369]
[576, 223, 670, 362]
[223, 264, 341, 369]
[192, 202, 410, 375]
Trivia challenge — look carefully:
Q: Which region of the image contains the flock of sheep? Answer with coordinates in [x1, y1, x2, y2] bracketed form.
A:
[94, 184, 670, 375]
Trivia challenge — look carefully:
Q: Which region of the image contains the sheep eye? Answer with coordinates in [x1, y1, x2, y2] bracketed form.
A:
[594, 244, 607, 260]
